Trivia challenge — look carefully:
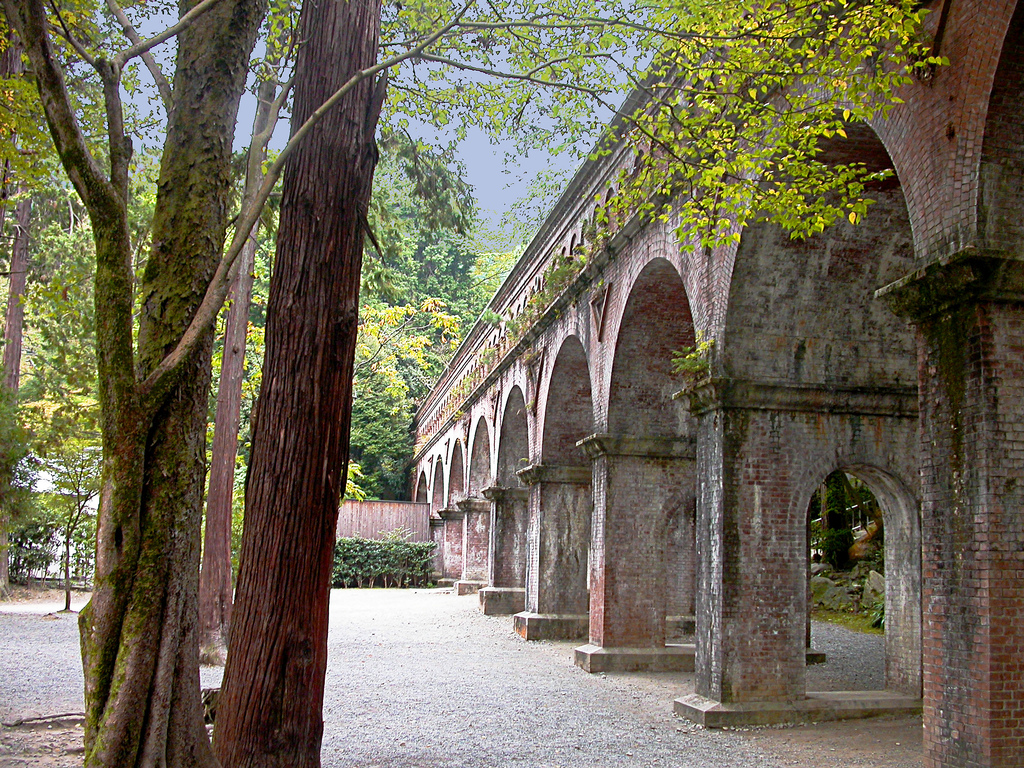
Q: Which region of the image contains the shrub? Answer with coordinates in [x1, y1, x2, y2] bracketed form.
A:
[819, 527, 855, 570]
[332, 528, 435, 588]
[869, 597, 885, 629]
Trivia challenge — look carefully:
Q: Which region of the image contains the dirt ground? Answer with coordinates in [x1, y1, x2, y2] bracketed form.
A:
[1, 588, 922, 768]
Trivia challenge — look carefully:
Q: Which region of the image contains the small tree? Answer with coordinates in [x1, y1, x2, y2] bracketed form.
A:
[0, 387, 35, 594]
[41, 439, 100, 611]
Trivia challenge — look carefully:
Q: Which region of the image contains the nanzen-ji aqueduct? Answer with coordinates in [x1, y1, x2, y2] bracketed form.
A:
[409, 3, 1023, 767]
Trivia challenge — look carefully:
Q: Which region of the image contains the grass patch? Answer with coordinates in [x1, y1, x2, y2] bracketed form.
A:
[812, 608, 884, 635]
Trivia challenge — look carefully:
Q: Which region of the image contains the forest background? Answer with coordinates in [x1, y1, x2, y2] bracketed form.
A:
[0, 120, 539, 586]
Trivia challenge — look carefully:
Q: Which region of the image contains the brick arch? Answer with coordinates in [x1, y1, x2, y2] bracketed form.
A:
[541, 335, 593, 466]
[497, 385, 529, 486]
[414, 470, 428, 503]
[723, 129, 916, 390]
[979, 0, 1024, 253]
[431, 458, 445, 516]
[608, 258, 695, 437]
[468, 416, 492, 496]
[866, 1, 1018, 261]
[798, 459, 921, 698]
[492, 385, 530, 593]
[449, 439, 466, 505]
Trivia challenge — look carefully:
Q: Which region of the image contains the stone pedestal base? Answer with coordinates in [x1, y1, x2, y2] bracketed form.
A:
[675, 690, 921, 728]
[513, 612, 588, 641]
[573, 644, 825, 673]
[455, 580, 486, 596]
[478, 587, 525, 616]
[435, 578, 456, 588]
[574, 644, 696, 673]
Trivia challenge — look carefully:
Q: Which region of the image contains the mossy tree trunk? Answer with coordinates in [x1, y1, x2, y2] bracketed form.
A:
[213, 0, 383, 764]
[3, 0, 265, 765]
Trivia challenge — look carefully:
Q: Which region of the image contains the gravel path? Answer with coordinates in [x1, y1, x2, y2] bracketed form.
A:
[1, 589, 921, 767]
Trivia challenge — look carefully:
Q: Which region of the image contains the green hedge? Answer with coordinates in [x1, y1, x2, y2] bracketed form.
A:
[332, 529, 436, 588]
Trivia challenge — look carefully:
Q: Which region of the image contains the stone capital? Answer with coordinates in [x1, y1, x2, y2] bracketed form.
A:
[428, 517, 445, 530]
[456, 497, 491, 515]
[575, 433, 696, 459]
[481, 485, 529, 502]
[875, 249, 1024, 321]
[677, 378, 918, 419]
[438, 507, 465, 522]
[515, 463, 592, 486]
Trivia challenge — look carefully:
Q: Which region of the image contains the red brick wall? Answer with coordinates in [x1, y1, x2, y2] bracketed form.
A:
[917, 298, 1024, 768]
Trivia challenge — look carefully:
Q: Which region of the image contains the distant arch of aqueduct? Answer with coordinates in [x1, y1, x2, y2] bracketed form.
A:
[411, 4, 1024, 767]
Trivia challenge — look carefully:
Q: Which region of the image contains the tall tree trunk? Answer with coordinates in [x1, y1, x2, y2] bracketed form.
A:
[214, 0, 383, 764]
[64, 533, 72, 612]
[4, 0, 266, 761]
[28, 2, 263, 765]
[0, 22, 26, 598]
[198, 70, 279, 663]
[4, 194, 31, 392]
[198, 231, 256, 664]
[0, 188, 29, 600]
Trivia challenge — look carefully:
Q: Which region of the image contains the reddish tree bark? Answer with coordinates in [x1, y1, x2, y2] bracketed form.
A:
[198, 230, 255, 663]
[3, 194, 31, 392]
[0, 23, 26, 597]
[214, 0, 383, 763]
[199, 69, 280, 662]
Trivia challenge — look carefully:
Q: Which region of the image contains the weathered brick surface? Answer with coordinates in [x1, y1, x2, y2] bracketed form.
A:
[723, 187, 916, 388]
[520, 466, 592, 616]
[484, 486, 528, 589]
[428, 518, 445, 577]
[456, 498, 490, 582]
[468, 418, 492, 496]
[694, 404, 919, 703]
[585, 441, 696, 649]
[908, 289, 1024, 768]
[871, 0, 1018, 263]
[441, 509, 464, 580]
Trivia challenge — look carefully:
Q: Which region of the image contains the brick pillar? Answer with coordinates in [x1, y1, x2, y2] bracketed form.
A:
[477, 485, 527, 615]
[690, 402, 808, 705]
[455, 498, 489, 595]
[439, 507, 464, 582]
[883, 254, 1024, 768]
[511, 464, 592, 640]
[573, 434, 696, 672]
[428, 517, 445, 580]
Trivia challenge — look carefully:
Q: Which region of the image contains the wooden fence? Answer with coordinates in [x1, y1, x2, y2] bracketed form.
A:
[335, 500, 431, 542]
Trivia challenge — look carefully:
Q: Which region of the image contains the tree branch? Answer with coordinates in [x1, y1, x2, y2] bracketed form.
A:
[105, 0, 173, 112]
[113, 0, 225, 69]
[413, 52, 609, 98]
[139, 10, 471, 399]
[3, 0, 113, 211]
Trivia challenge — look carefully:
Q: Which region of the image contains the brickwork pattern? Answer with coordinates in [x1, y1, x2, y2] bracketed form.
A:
[917, 300, 1024, 768]
[871, 0, 1017, 263]
[523, 475, 592, 616]
[724, 187, 916, 388]
[441, 512, 464, 580]
[458, 500, 490, 582]
[695, 407, 919, 703]
[407, 7, 1023, 763]
[589, 452, 695, 648]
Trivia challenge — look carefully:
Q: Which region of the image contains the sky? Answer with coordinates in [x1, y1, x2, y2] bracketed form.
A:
[126, 10, 603, 241]
[231, 94, 581, 232]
